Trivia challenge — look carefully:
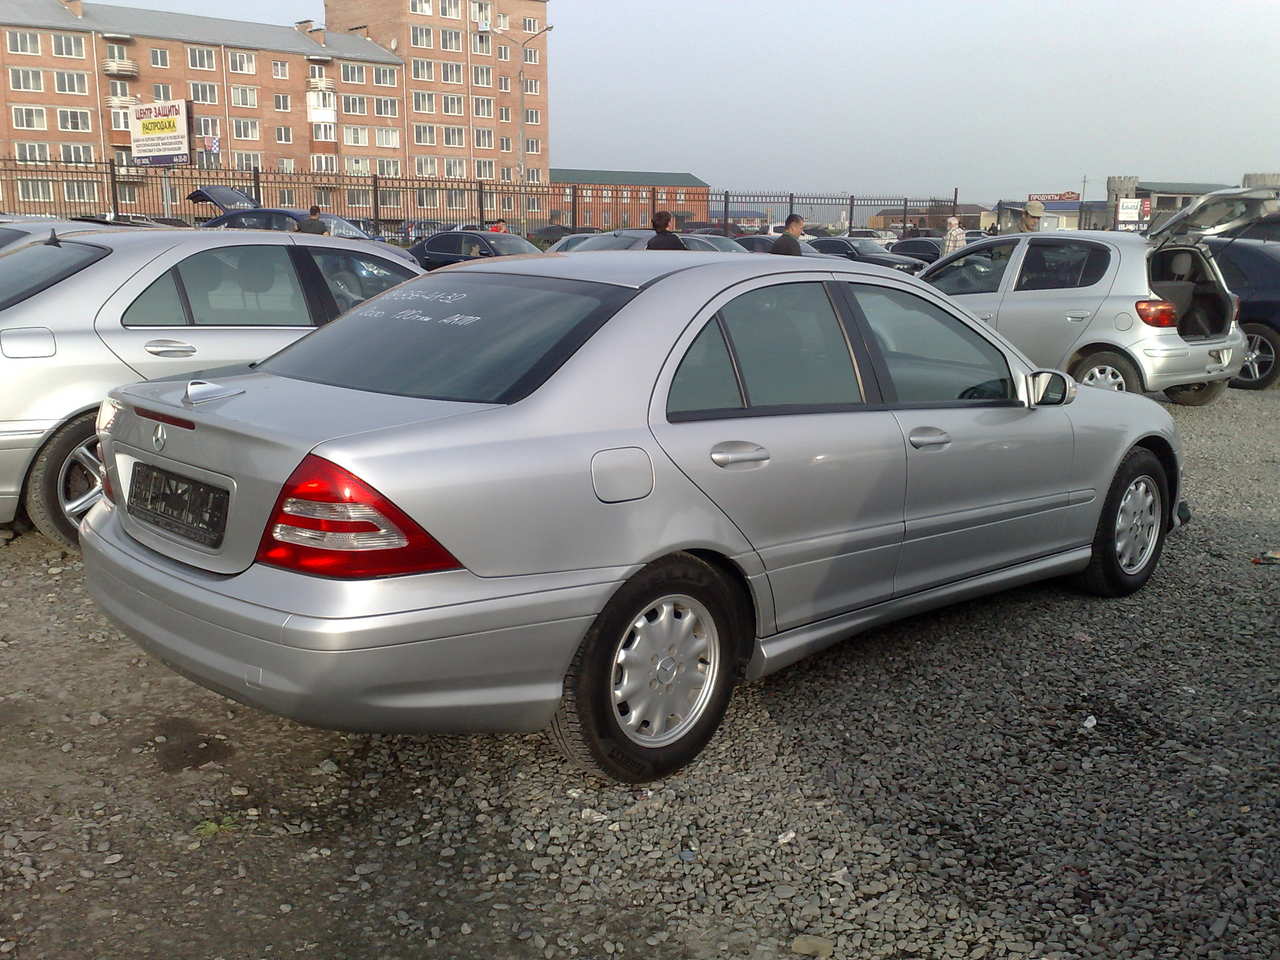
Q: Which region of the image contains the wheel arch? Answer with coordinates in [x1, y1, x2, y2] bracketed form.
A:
[1132, 434, 1179, 527]
[16, 404, 102, 502]
[681, 548, 763, 676]
[1067, 342, 1148, 391]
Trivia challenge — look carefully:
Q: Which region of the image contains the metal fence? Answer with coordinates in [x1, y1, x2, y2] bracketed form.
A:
[0, 159, 966, 239]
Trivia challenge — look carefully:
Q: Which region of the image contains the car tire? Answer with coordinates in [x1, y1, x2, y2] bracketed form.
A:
[1230, 322, 1280, 390]
[1078, 447, 1169, 598]
[1070, 351, 1144, 393]
[548, 554, 740, 783]
[23, 412, 102, 549]
[1163, 380, 1229, 406]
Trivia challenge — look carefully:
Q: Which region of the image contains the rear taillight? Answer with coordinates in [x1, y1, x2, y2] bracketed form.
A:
[255, 454, 461, 579]
[1136, 300, 1178, 327]
[100, 452, 117, 505]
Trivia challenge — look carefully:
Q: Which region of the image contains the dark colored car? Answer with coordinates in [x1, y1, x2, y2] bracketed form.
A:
[1219, 213, 1280, 244]
[571, 230, 743, 253]
[734, 235, 845, 259]
[529, 225, 600, 244]
[808, 236, 928, 273]
[890, 237, 945, 263]
[409, 230, 540, 269]
[1203, 237, 1280, 389]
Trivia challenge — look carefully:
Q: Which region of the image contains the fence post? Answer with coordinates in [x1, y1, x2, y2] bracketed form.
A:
[722, 190, 730, 234]
[571, 185, 579, 229]
[788, 193, 795, 220]
[372, 174, 381, 229]
[650, 187, 657, 218]
[251, 167, 262, 206]
[475, 179, 484, 226]
[847, 195, 854, 234]
[902, 198, 909, 234]
[108, 160, 120, 218]
[951, 186, 959, 220]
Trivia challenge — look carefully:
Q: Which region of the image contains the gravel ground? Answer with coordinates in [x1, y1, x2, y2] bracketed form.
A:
[1, 388, 1277, 960]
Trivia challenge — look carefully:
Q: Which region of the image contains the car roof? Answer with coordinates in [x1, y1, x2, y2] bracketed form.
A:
[446, 249, 907, 289]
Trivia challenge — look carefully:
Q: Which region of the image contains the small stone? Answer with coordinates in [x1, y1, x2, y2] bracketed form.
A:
[88, 712, 109, 727]
[279, 904, 292, 914]
[775, 884, 799, 899]
[460, 923, 472, 935]
[230, 786, 249, 797]
[103, 854, 123, 865]
[791, 934, 835, 958]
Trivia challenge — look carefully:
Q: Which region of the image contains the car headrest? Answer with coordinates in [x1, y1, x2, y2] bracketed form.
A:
[234, 251, 278, 293]
[1169, 251, 1193, 279]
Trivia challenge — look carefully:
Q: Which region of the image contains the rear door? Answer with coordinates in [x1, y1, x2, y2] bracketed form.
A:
[419, 232, 464, 269]
[923, 238, 1020, 325]
[994, 237, 1116, 369]
[94, 237, 319, 379]
[649, 276, 905, 632]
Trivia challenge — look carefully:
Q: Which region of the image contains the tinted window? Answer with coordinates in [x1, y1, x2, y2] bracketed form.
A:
[574, 234, 646, 251]
[850, 285, 1014, 404]
[850, 240, 886, 256]
[1213, 247, 1250, 289]
[0, 227, 27, 251]
[682, 236, 717, 251]
[225, 211, 271, 230]
[459, 235, 489, 258]
[667, 321, 743, 415]
[321, 216, 368, 240]
[721, 283, 861, 407]
[177, 245, 312, 327]
[809, 239, 843, 254]
[1015, 240, 1111, 291]
[928, 241, 1018, 295]
[0, 240, 109, 312]
[425, 233, 463, 254]
[270, 213, 297, 232]
[308, 250, 416, 314]
[488, 234, 540, 256]
[895, 240, 936, 256]
[122, 270, 185, 326]
[260, 273, 634, 403]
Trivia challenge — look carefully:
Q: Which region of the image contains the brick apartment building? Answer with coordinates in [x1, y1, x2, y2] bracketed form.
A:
[548, 168, 710, 229]
[0, 0, 551, 207]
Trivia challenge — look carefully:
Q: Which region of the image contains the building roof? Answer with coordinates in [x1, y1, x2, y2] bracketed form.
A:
[2, 0, 401, 63]
[1137, 181, 1234, 195]
[550, 169, 711, 188]
[871, 203, 987, 218]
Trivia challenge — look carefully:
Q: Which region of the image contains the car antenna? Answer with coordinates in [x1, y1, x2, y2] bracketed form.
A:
[44, 229, 61, 247]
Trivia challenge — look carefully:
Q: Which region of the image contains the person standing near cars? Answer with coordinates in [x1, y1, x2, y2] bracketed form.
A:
[770, 214, 805, 255]
[646, 211, 687, 250]
[1003, 200, 1045, 234]
[293, 205, 329, 235]
[943, 216, 966, 256]
[489, 219, 508, 233]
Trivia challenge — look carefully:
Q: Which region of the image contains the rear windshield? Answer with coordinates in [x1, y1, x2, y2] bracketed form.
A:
[488, 234, 540, 256]
[0, 227, 28, 251]
[575, 234, 643, 251]
[0, 239, 109, 312]
[260, 272, 635, 403]
[321, 215, 369, 240]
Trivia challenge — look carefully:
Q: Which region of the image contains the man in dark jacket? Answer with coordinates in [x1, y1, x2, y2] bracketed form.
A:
[646, 211, 687, 250]
[770, 214, 805, 255]
[293, 205, 329, 235]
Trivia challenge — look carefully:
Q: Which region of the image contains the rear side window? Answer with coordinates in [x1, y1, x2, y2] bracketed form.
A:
[260, 273, 635, 403]
[123, 271, 185, 326]
[1015, 240, 1110, 291]
[177, 245, 312, 327]
[0, 239, 108, 312]
[667, 322, 743, 415]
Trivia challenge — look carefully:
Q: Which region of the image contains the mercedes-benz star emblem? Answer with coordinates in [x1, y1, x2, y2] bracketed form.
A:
[151, 423, 167, 452]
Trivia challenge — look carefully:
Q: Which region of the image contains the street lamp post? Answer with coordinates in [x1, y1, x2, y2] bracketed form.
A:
[518, 23, 553, 188]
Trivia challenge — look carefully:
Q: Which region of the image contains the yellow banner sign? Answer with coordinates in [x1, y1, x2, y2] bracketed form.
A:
[140, 117, 178, 136]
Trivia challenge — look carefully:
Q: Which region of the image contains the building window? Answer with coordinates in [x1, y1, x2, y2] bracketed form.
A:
[153, 83, 172, 100]
[473, 97, 494, 118]
[523, 47, 540, 64]
[53, 34, 84, 58]
[377, 158, 401, 176]
[231, 85, 258, 108]
[472, 65, 492, 86]
[498, 106, 511, 123]
[195, 116, 219, 136]
[194, 150, 219, 169]
[440, 30, 462, 52]
[57, 108, 91, 132]
[375, 126, 400, 148]
[470, 1, 493, 23]
[228, 51, 255, 74]
[474, 128, 493, 149]
[411, 26, 433, 48]
[344, 125, 369, 146]
[55, 71, 88, 95]
[475, 159, 494, 180]
[444, 158, 466, 179]
[413, 123, 436, 145]
[523, 77, 541, 95]
[442, 94, 464, 115]
[346, 157, 371, 176]
[233, 118, 259, 140]
[412, 90, 436, 113]
[190, 82, 218, 104]
[410, 0, 432, 11]
[412, 58, 433, 81]
[274, 93, 290, 111]
[416, 186, 439, 207]
[471, 33, 491, 55]
[150, 48, 169, 67]
[279, 185, 295, 204]
[374, 66, 396, 86]
[443, 126, 465, 147]
[498, 75, 511, 92]
[18, 179, 54, 202]
[581, 210, 592, 226]
[526, 195, 541, 213]
[311, 154, 337, 173]
[9, 68, 43, 92]
[446, 189, 467, 209]
[496, 13, 509, 29]
[312, 122, 337, 141]
[7, 31, 40, 55]
[501, 192, 513, 209]
[233, 151, 262, 171]
[15, 142, 51, 163]
[60, 143, 94, 163]
[677, 191, 686, 202]
[341, 63, 367, 84]
[440, 0, 461, 18]
[275, 126, 292, 144]
[524, 138, 541, 154]
[379, 188, 402, 208]
[441, 62, 463, 84]
[188, 47, 216, 70]
[343, 95, 367, 115]
[107, 79, 129, 97]
[415, 157, 438, 178]
[497, 45, 510, 62]
[278, 159, 295, 174]
[309, 63, 325, 79]
[374, 97, 398, 117]
[269, 60, 287, 80]
[500, 168, 512, 184]
[526, 168, 541, 184]
[523, 17, 540, 32]
[109, 109, 128, 130]
[523, 108, 541, 125]
[498, 136, 511, 152]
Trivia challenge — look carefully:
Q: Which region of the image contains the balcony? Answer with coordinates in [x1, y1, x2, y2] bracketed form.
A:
[105, 94, 139, 108]
[306, 77, 336, 93]
[114, 164, 146, 181]
[101, 58, 139, 78]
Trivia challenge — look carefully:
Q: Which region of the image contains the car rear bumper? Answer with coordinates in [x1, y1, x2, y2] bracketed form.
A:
[1138, 327, 1246, 391]
[81, 505, 612, 734]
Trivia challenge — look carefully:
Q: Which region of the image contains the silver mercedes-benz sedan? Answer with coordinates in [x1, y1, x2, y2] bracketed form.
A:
[81, 252, 1188, 782]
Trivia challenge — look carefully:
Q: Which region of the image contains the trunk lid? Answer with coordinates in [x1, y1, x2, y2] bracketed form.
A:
[1147, 187, 1280, 245]
[186, 185, 260, 214]
[104, 371, 497, 574]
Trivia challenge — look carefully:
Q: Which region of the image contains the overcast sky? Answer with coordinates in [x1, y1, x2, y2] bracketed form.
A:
[97, 0, 1280, 203]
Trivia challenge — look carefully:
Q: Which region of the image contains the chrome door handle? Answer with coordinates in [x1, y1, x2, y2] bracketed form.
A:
[1065, 311, 1091, 322]
[144, 339, 197, 357]
[908, 427, 951, 449]
[709, 441, 770, 468]
[976, 312, 994, 321]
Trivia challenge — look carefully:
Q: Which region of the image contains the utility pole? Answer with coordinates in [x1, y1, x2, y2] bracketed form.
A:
[517, 23, 554, 187]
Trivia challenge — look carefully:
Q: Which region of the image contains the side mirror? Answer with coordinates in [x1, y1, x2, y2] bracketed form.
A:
[1029, 369, 1076, 407]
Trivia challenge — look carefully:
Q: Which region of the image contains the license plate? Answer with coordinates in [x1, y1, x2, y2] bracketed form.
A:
[127, 462, 230, 548]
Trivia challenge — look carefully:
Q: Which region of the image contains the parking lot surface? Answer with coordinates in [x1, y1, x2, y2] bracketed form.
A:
[1, 389, 1277, 960]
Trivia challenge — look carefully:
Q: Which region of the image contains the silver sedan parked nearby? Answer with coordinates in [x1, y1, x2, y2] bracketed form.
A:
[0, 228, 421, 546]
[82, 253, 1188, 782]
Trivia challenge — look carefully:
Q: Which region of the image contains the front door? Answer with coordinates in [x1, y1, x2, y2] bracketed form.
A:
[649, 278, 906, 632]
[842, 280, 1075, 594]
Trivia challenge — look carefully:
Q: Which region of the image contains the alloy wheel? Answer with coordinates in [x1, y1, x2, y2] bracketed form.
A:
[58, 438, 104, 525]
[1115, 475, 1161, 575]
[1239, 332, 1276, 384]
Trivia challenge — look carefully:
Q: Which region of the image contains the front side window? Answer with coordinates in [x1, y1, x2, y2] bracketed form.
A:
[1014, 239, 1111, 291]
[849, 285, 1014, 404]
[927, 240, 1018, 296]
[176, 246, 311, 327]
